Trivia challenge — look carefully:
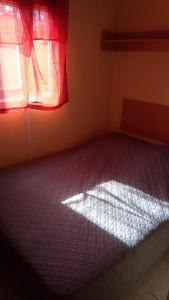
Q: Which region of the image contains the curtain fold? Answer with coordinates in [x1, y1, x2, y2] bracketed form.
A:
[0, 0, 68, 111]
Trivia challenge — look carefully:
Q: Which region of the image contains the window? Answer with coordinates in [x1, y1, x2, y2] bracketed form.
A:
[0, 3, 26, 109]
[0, 1, 68, 111]
[29, 41, 54, 102]
[28, 9, 60, 108]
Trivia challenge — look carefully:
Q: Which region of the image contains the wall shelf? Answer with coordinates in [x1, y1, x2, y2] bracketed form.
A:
[101, 30, 169, 52]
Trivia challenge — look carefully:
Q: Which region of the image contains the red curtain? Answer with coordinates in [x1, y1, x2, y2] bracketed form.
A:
[0, 0, 69, 111]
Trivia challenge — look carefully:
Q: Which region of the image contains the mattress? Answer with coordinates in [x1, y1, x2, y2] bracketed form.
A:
[0, 133, 168, 300]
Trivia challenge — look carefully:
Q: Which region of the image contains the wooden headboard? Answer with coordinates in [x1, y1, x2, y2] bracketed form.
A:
[121, 98, 169, 144]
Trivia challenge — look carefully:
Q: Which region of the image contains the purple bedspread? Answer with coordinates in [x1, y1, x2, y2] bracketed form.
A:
[0, 133, 168, 299]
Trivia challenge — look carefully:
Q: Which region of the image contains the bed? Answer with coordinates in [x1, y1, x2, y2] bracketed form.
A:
[0, 133, 168, 299]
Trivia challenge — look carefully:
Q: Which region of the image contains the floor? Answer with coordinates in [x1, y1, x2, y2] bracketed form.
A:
[123, 251, 169, 300]
[0, 251, 169, 300]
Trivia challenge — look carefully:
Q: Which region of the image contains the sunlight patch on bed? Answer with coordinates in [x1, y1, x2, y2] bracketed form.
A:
[62, 181, 169, 247]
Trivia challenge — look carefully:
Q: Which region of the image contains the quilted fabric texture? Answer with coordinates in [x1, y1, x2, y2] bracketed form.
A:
[0, 134, 168, 299]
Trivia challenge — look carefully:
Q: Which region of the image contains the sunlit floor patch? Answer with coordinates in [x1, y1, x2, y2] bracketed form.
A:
[62, 181, 169, 247]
